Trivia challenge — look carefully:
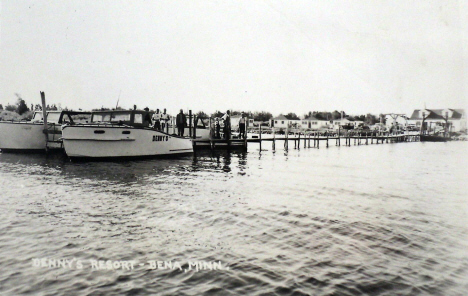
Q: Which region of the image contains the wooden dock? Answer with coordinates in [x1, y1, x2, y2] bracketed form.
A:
[192, 132, 419, 151]
[183, 113, 420, 151]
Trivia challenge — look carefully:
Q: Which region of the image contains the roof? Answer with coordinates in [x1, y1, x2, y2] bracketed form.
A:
[409, 109, 465, 120]
[272, 115, 289, 120]
[303, 115, 327, 121]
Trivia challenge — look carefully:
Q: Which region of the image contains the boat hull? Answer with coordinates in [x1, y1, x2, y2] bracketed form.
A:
[62, 125, 193, 158]
[0, 122, 46, 151]
[420, 135, 450, 142]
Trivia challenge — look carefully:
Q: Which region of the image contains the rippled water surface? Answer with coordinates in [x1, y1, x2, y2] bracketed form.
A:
[0, 142, 467, 296]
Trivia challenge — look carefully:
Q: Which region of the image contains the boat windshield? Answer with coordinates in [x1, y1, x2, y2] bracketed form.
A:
[31, 112, 43, 122]
[110, 113, 131, 122]
[69, 113, 91, 124]
[92, 113, 112, 122]
[47, 112, 61, 123]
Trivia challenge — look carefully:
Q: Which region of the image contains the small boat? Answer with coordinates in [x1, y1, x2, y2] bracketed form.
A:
[0, 110, 91, 152]
[420, 135, 450, 142]
[61, 110, 193, 159]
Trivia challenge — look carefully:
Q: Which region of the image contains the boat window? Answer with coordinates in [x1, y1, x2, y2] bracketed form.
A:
[47, 112, 61, 123]
[70, 114, 91, 124]
[93, 113, 111, 122]
[94, 130, 105, 134]
[32, 112, 43, 122]
[122, 131, 131, 134]
[134, 114, 143, 124]
[61, 114, 72, 124]
[111, 113, 131, 122]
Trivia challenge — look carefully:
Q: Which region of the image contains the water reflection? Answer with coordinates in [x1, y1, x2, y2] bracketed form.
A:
[0, 150, 250, 183]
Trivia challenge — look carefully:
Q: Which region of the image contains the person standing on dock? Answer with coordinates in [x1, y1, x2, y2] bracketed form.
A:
[152, 109, 161, 130]
[161, 108, 169, 132]
[176, 109, 186, 137]
[214, 118, 221, 139]
[222, 110, 231, 140]
[239, 112, 246, 139]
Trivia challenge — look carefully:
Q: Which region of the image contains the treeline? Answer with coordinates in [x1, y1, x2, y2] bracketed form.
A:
[0, 94, 63, 115]
[0, 97, 386, 125]
[304, 111, 385, 125]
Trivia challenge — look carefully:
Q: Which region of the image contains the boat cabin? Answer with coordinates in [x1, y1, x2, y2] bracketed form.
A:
[91, 110, 153, 127]
[32, 111, 92, 124]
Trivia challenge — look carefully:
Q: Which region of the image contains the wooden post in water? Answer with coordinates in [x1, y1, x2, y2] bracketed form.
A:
[294, 132, 297, 149]
[326, 133, 329, 148]
[188, 110, 192, 138]
[40, 91, 48, 152]
[298, 132, 301, 150]
[259, 124, 262, 151]
[338, 127, 341, 146]
[193, 116, 197, 139]
[285, 128, 288, 150]
[272, 127, 276, 151]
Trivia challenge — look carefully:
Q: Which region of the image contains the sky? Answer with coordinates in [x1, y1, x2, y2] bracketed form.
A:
[0, 0, 467, 117]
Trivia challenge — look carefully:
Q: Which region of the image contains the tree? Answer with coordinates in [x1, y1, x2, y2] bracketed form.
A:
[365, 113, 378, 125]
[379, 114, 386, 125]
[14, 94, 29, 115]
[0, 104, 3, 110]
[253, 111, 272, 122]
[16, 99, 29, 115]
[284, 112, 300, 120]
[211, 110, 224, 118]
[5, 104, 16, 112]
[332, 110, 343, 120]
[195, 111, 209, 118]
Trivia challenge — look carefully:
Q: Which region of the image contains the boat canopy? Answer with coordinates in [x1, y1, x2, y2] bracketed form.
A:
[32, 111, 92, 124]
[91, 110, 153, 127]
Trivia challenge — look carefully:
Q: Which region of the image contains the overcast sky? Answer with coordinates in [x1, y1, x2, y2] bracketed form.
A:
[1, 0, 467, 116]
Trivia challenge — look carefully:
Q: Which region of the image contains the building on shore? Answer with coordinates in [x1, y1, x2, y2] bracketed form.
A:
[329, 118, 364, 130]
[408, 109, 466, 132]
[270, 115, 291, 129]
[300, 116, 329, 130]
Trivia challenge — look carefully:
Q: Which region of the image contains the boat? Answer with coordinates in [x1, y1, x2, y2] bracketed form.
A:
[0, 110, 91, 152]
[61, 110, 193, 159]
[420, 135, 450, 142]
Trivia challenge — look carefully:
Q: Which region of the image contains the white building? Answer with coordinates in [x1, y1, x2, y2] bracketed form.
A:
[270, 115, 290, 128]
[330, 118, 364, 130]
[409, 109, 466, 132]
[301, 116, 329, 130]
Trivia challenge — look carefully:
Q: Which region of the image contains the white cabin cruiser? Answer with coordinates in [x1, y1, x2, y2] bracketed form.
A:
[61, 110, 193, 159]
[0, 111, 91, 152]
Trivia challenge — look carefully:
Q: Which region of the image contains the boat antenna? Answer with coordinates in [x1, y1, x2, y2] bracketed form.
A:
[116, 89, 122, 109]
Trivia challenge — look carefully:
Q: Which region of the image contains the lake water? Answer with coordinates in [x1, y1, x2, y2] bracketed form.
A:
[0, 141, 467, 296]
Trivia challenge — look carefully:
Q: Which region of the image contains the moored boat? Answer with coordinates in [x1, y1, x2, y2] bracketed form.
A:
[420, 135, 450, 142]
[0, 111, 91, 152]
[61, 110, 193, 159]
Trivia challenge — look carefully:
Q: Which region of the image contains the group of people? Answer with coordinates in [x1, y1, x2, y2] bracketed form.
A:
[147, 108, 246, 139]
[149, 108, 187, 137]
[151, 108, 170, 132]
[213, 111, 247, 140]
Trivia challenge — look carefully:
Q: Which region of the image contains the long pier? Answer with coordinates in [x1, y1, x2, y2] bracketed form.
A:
[192, 132, 420, 150]
[185, 113, 420, 151]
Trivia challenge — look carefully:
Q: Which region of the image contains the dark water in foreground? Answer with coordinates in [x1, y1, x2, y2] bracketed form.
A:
[0, 142, 467, 296]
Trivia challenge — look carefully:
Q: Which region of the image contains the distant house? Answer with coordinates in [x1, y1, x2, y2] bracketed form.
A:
[408, 109, 466, 132]
[301, 116, 329, 130]
[270, 115, 290, 128]
[330, 118, 364, 129]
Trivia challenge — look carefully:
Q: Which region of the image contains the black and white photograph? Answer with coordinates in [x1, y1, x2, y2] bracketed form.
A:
[0, 1, 467, 295]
